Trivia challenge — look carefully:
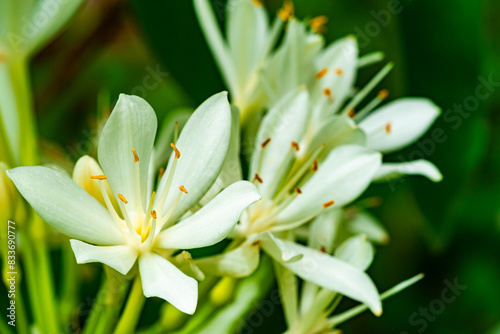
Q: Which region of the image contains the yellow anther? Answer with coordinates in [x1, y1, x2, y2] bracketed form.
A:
[171, 143, 181, 159]
[179, 185, 188, 194]
[118, 193, 128, 204]
[261, 138, 271, 149]
[294, 187, 302, 194]
[90, 175, 107, 180]
[316, 68, 328, 79]
[335, 68, 344, 75]
[159, 167, 165, 178]
[151, 210, 157, 219]
[312, 160, 318, 172]
[323, 200, 335, 208]
[278, 0, 294, 21]
[378, 89, 389, 99]
[323, 88, 332, 98]
[131, 149, 139, 163]
[310, 15, 328, 33]
[291, 141, 300, 152]
[385, 122, 392, 134]
[253, 173, 263, 184]
[252, 0, 264, 7]
[347, 108, 356, 118]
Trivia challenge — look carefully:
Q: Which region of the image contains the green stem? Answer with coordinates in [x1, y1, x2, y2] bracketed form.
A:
[83, 269, 130, 334]
[60, 242, 79, 325]
[114, 276, 146, 334]
[31, 216, 60, 334]
[16, 287, 30, 334]
[18, 231, 46, 333]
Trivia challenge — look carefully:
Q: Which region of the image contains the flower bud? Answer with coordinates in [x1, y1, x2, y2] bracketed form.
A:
[72, 156, 116, 209]
[210, 277, 237, 306]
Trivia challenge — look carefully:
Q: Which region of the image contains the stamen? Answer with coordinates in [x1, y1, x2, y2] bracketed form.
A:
[174, 122, 179, 143]
[291, 141, 300, 152]
[97, 181, 124, 230]
[312, 160, 318, 172]
[131, 149, 139, 163]
[335, 68, 344, 75]
[294, 187, 302, 194]
[278, 0, 294, 21]
[385, 122, 392, 134]
[155, 158, 179, 216]
[179, 185, 188, 194]
[117, 196, 137, 235]
[341, 62, 394, 115]
[316, 68, 328, 79]
[171, 143, 181, 159]
[310, 15, 328, 34]
[347, 109, 356, 118]
[378, 89, 389, 99]
[253, 173, 263, 184]
[261, 138, 271, 148]
[90, 175, 107, 180]
[157, 189, 185, 231]
[144, 211, 157, 246]
[151, 210, 157, 219]
[323, 200, 335, 208]
[320, 246, 327, 253]
[118, 193, 128, 204]
[142, 191, 156, 235]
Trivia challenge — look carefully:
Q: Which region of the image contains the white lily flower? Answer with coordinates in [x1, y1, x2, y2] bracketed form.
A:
[8, 92, 261, 314]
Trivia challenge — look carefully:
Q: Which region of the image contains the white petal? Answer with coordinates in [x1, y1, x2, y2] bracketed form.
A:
[308, 209, 342, 254]
[157, 181, 261, 249]
[157, 92, 232, 221]
[258, 232, 303, 263]
[139, 252, 198, 314]
[193, 0, 238, 93]
[194, 239, 260, 277]
[199, 106, 243, 206]
[266, 239, 382, 314]
[276, 145, 382, 224]
[70, 239, 137, 275]
[348, 211, 389, 245]
[359, 98, 441, 153]
[334, 235, 374, 271]
[373, 160, 443, 182]
[250, 87, 309, 198]
[8, 166, 123, 245]
[98, 94, 157, 210]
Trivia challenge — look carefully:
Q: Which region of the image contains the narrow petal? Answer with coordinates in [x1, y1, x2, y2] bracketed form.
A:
[70, 239, 138, 275]
[156, 92, 232, 221]
[311, 36, 358, 123]
[373, 160, 443, 182]
[250, 87, 310, 198]
[334, 235, 374, 271]
[276, 145, 382, 224]
[8, 166, 123, 245]
[265, 239, 382, 314]
[227, 0, 269, 89]
[98, 94, 157, 211]
[139, 252, 198, 314]
[359, 98, 441, 153]
[157, 181, 261, 250]
[194, 239, 260, 277]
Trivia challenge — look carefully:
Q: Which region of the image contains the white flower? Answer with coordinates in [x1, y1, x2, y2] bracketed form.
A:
[8, 92, 261, 314]
[194, 0, 292, 121]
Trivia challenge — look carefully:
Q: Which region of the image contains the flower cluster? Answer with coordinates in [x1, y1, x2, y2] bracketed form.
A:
[3, 0, 442, 332]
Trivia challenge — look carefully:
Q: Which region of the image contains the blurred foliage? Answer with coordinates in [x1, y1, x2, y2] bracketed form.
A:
[0, 0, 497, 332]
